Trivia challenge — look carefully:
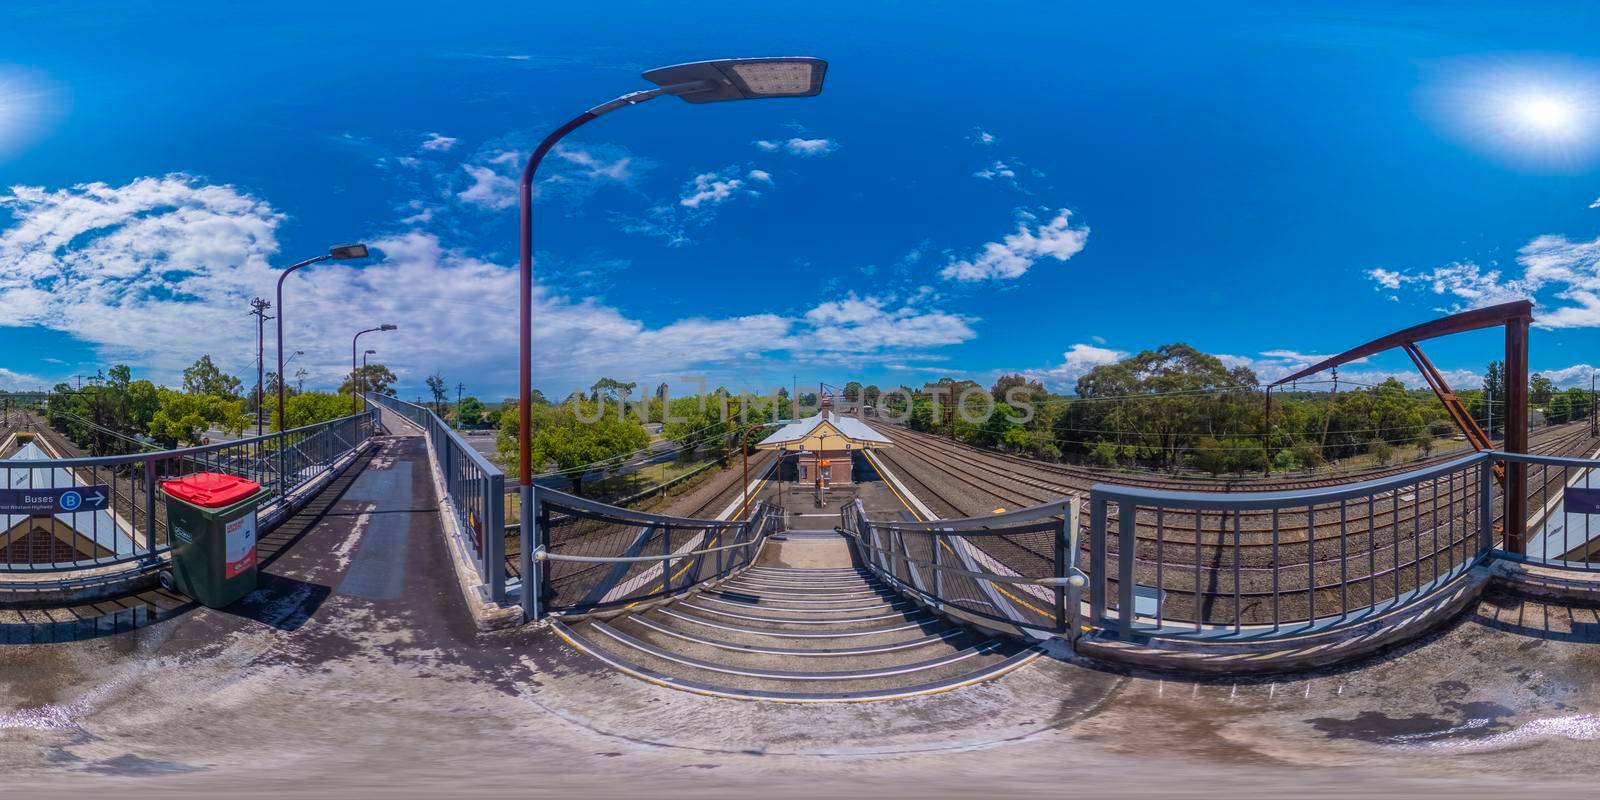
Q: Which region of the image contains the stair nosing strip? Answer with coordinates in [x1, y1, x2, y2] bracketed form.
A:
[655, 608, 934, 639]
[552, 621, 1044, 704]
[696, 595, 912, 614]
[678, 602, 921, 625]
[626, 614, 967, 657]
[591, 620, 1004, 681]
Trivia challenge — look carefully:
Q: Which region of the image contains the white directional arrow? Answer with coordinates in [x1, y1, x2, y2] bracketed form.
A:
[88, 490, 106, 508]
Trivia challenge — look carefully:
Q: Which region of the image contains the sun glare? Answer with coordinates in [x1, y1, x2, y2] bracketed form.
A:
[1428, 59, 1600, 170]
[0, 68, 60, 159]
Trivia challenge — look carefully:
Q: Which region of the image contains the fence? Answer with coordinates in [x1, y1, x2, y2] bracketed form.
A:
[1, 411, 377, 583]
[840, 447, 1600, 649]
[842, 498, 1083, 638]
[365, 393, 506, 603]
[523, 488, 782, 618]
[1087, 451, 1492, 641]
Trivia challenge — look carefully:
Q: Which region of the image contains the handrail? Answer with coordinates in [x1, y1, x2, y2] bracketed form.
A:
[847, 528, 1085, 586]
[1089, 450, 1488, 510]
[532, 484, 754, 528]
[535, 535, 761, 563]
[5, 411, 378, 468]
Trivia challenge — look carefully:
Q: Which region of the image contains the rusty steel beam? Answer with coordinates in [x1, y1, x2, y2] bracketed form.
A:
[1270, 300, 1534, 387]
[1268, 300, 1536, 552]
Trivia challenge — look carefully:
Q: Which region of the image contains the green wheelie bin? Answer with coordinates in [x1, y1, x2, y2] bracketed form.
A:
[159, 472, 268, 608]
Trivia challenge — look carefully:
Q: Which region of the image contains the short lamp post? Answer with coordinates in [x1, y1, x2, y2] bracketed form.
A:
[352, 324, 397, 415]
[275, 243, 370, 499]
[517, 57, 829, 619]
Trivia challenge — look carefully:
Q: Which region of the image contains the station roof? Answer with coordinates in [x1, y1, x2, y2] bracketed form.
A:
[3, 441, 136, 556]
[755, 411, 892, 450]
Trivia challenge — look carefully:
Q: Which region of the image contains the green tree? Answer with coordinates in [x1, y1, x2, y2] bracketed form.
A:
[340, 363, 398, 397]
[426, 372, 448, 416]
[457, 396, 485, 427]
[148, 388, 248, 446]
[1531, 373, 1555, 406]
[181, 355, 243, 399]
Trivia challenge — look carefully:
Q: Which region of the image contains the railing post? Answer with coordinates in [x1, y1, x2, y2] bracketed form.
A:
[1054, 499, 1069, 635]
[1089, 493, 1108, 629]
[486, 471, 507, 603]
[1480, 454, 1495, 556]
[1064, 497, 1083, 642]
[520, 484, 541, 621]
[1117, 499, 1136, 638]
[143, 458, 160, 562]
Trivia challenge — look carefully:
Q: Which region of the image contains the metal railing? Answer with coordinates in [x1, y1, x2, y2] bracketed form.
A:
[1088, 451, 1493, 641]
[524, 488, 782, 618]
[840, 497, 1085, 639]
[1504, 450, 1600, 571]
[365, 393, 506, 603]
[1, 411, 377, 581]
[839, 448, 1600, 648]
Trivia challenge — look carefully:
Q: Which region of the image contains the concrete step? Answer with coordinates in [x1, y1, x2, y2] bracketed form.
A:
[674, 600, 929, 630]
[558, 619, 1035, 701]
[650, 606, 949, 644]
[609, 615, 986, 672]
[626, 611, 969, 655]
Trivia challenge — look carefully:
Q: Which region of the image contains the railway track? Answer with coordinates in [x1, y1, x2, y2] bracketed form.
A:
[867, 421, 1600, 627]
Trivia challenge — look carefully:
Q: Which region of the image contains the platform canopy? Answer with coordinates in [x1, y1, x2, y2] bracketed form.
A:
[755, 411, 891, 451]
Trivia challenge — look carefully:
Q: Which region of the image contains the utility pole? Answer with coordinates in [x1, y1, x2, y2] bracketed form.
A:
[456, 382, 465, 425]
[249, 297, 273, 436]
[1592, 370, 1597, 437]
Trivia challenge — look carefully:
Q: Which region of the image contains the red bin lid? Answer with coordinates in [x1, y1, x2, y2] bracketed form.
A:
[160, 472, 262, 508]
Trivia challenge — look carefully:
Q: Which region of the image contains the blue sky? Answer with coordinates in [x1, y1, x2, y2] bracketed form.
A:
[3, 2, 1600, 402]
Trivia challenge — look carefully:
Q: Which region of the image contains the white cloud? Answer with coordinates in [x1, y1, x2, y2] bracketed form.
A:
[549, 143, 635, 184]
[1590, 197, 1600, 209]
[0, 367, 46, 390]
[747, 169, 773, 184]
[1369, 229, 1600, 328]
[1367, 268, 1402, 289]
[974, 130, 997, 145]
[0, 176, 980, 396]
[973, 160, 1016, 180]
[420, 132, 458, 152]
[941, 209, 1090, 282]
[1023, 343, 1127, 391]
[456, 164, 517, 210]
[680, 169, 751, 209]
[801, 293, 976, 353]
[753, 137, 837, 157]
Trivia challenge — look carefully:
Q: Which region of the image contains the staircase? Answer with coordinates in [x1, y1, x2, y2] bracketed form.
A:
[553, 564, 1039, 702]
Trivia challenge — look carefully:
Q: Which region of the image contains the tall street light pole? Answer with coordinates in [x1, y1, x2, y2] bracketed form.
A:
[351, 324, 397, 415]
[276, 243, 370, 499]
[518, 58, 828, 608]
[363, 349, 376, 385]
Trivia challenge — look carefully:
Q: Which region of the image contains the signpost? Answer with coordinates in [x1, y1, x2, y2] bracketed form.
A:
[0, 485, 111, 516]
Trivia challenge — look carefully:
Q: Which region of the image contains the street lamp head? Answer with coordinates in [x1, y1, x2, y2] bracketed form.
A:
[642, 57, 827, 103]
[329, 243, 369, 260]
[379, 323, 398, 331]
[365, 349, 376, 355]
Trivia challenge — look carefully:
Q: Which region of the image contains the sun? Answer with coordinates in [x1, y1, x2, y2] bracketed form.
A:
[1425, 59, 1600, 171]
[1512, 93, 1581, 139]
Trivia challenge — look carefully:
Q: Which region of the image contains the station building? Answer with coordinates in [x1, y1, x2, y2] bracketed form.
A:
[1, 441, 136, 564]
[755, 407, 891, 486]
